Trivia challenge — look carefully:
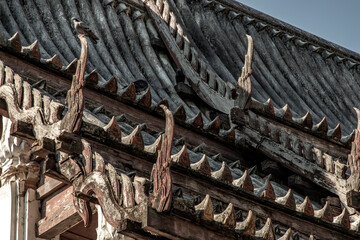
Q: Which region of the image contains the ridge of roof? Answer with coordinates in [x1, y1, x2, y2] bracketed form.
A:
[217, 0, 360, 61]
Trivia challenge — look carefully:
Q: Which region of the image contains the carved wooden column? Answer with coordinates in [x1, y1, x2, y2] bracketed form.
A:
[0, 117, 43, 240]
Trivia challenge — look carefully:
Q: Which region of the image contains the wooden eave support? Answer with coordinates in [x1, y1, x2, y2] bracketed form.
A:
[0, 49, 242, 163]
[37, 185, 83, 239]
[39, 120, 359, 240]
[231, 109, 348, 200]
[140, 206, 236, 240]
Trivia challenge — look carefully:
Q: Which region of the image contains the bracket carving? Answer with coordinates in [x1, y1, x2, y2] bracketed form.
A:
[58, 135, 148, 229]
[348, 108, 360, 192]
[151, 104, 174, 212]
[60, 36, 87, 133]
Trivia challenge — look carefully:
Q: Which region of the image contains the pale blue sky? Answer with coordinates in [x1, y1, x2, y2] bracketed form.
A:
[238, 0, 360, 54]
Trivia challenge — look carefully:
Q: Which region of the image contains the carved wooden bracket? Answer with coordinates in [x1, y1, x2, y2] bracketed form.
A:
[150, 104, 174, 212]
[60, 36, 88, 133]
[236, 34, 253, 110]
[347, 108, 360, 193]
[58, 135, 148, 229]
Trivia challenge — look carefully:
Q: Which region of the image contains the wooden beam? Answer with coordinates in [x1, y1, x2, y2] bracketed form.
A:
[37, 185, 82, 238]
[141, 207, 235, 240]
[36, 177, 66, 200]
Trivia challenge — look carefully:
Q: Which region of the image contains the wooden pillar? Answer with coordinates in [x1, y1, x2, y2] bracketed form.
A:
[0, 117, 58, 240]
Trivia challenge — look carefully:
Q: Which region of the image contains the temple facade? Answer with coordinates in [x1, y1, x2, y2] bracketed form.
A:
[0, 0, 359, 239]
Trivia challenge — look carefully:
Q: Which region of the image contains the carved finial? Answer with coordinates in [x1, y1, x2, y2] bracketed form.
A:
[144, 135, 162, 154]
[314, 201, 333, 222]
[121, 125, 144, 148]
[229, 11, 241, 20]
[232, 170, 254, 192]
[264, 98, 275, 114]
[214, 203, 236, 228]
[220, 127, 236, 142]
[275, 104, 292, 121]
[312, 117, 328, 134]
[255, 218, 275, 240]
[8, 32, 21, 51]
[255, 179, 275, 200]
[275, 189, 296, 210]
[60, 36, 88, 133]
[65, 58, 78, 74]
[236, 210, 255, 236]
[21, 40, 41, 59]
[191, 154, 211, 175]
[137, 87, 152, 108]
[85, 69, 98, 86]
[103, 76, 118, 94]
[236, 34, 253, 109]
[211, 161, 233, 183]
[120, 83, 136, 101]
[187, 112, 203, 128]
[296, 196, 314, 216]
[342, 130, 355, 146]
[151, 104, 174, 212]
[204, 116, 221, 134]
[293, 112, 313, 128]
[195, 194, 214, 221]
[278, 228, 293, 240]
[44, 54, 63, 69]
[171, 145, 190, 167]
[174, 104, 186, 121]
[103, 116, 122, 141]
[328, 123, 341, 139]
[333, 208, 350, 229]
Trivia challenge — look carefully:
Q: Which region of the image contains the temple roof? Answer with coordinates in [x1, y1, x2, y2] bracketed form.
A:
[1, 0, 360, 238]
[1, 0, 360, 135]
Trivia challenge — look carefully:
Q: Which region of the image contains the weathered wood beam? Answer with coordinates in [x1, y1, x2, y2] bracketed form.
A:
[141, 207, 235, 240]
[37, 186, 82, 239]
[36, 177, 66, 200]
